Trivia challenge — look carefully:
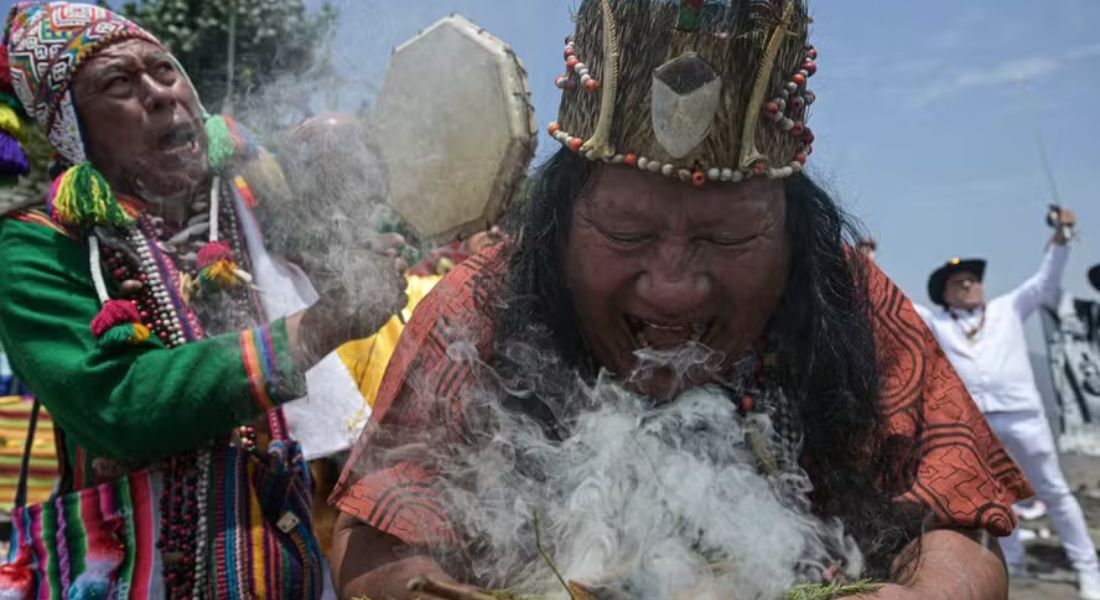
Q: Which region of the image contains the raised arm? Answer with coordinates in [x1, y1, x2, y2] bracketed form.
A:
[1011, 242, 1070, 320]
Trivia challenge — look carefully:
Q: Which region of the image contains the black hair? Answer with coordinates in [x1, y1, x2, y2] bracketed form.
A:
[492, 149, 925, 578]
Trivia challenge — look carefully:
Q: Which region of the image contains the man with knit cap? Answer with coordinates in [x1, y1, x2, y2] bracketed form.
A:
[0, 3, 404, 597]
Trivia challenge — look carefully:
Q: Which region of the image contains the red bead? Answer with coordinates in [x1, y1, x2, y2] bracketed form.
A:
[802, 130, 815, 145]
[803, 61, 817, 76]
[624, 153, 638, 166]
[792, 73, 806, 87]
[764, 101, 780, 114]
[691, 171, 707, 187]
[790, 122, 804, 136]
[753, 162, 767, 175]
[741, 395, 755, 412]
[564, 47, 575, 58]
[584, 79, 600, 92]
[807, 47, 818, 59]
[569, 137, 584, 152]
[554, 75, 568, 88]
[547, 122, 561, 136]
[794, 152, 808, 165]
[566, 56, 579, 72]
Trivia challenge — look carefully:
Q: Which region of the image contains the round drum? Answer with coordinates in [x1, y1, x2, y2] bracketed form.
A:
[373, 14, 538, 244]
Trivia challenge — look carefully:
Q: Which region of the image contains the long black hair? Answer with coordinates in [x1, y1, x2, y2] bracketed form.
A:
[491, 149, 925, 578]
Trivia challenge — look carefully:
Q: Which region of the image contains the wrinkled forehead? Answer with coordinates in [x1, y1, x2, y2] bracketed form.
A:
[74, 39, 174, 83]
[580, 163, 784, 220]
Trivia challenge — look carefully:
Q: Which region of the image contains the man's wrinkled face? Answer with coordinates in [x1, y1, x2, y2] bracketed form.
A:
[944, 271, 984, 310]
[564, 165, 791, 399]
[72, 39, 207, 200]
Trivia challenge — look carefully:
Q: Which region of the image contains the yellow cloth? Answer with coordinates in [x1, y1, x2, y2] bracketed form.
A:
[0, 396, 57, 509]
[336, 274, 442, 408]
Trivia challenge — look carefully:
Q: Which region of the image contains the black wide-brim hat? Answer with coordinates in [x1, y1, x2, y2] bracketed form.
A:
[928, 257, 986, 307]
[1090, 264, 1100, 292]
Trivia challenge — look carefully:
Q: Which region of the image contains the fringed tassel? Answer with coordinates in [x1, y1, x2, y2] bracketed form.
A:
[48, 164, 135, 228]
[90, 299, 142, 337]
[88, 237, 152, 349]
[90, 299, 150, 347]
[205, 114, 259, 170]
[196, 240, 234, 268]
[198, 259, 248, 289]
[0, 102, 29, 180]
[0, 131, 29, 177]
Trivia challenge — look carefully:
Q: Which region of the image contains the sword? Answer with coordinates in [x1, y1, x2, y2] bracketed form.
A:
[1022, 78, 1075, 242]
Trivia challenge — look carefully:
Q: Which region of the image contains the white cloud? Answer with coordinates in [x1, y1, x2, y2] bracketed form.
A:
[912, 56, 1062, 107]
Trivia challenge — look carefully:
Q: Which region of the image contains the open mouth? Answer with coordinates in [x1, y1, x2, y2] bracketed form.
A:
[157, 122, 201, 157]
[626, 315, 713, 350]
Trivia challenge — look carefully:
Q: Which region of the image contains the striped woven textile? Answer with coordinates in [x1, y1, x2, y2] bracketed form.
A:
[8, 470, 163, 598]
[0, 396, 58, 510]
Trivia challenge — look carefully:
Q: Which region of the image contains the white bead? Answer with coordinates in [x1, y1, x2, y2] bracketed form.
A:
[731, 170, 745, 182]
[564, 136, 575, 147]
[799, 69, 809, 78]
[781, 119, 795, 131]
[786, 82, 798, 93]
[647, 160, 662, 173]
[677, 169, 692, 182]
[637, 157, 649, 170]
[661, 163, 674, 176]
[776, 98, 787, 110]
[574, 62, 586, 71]
[585, 150, 598, 160]
[720, 168, 734, 181]
[707, 168, 721, 181]
[578, 68, 590, 77]
[790, 161, 803, 172]
[611, 154, 625, 164]
[555, 131, 567, 141]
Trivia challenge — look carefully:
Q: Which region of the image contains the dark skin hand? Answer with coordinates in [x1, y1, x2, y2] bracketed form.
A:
[331, 513, 479, 600]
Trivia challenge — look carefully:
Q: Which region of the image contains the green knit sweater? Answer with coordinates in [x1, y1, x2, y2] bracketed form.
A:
[0, 212, 305, 477]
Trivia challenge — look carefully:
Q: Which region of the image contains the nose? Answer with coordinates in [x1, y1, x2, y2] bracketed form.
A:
[141, 73, 178, 113]
[635, 241, 712, 315]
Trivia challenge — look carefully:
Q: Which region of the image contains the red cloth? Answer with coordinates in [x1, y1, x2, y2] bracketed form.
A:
[331, 245, 1031, 547]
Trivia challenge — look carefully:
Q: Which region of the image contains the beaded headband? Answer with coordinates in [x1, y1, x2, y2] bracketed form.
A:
[548, 0, 816, 187]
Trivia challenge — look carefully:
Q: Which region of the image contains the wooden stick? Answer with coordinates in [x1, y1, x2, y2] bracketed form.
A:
[406, 576, 499, 600]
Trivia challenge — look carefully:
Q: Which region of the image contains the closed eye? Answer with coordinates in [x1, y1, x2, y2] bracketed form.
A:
[602, 230, 654, 246]
[699, 233, 758, 247]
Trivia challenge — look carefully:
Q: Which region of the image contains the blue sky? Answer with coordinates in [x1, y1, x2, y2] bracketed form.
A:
[9, 0, 1099, 348]
[312, 0, 1100, 349]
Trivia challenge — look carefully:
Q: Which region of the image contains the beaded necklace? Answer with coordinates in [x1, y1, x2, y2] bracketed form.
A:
[91, 174, 263, 599]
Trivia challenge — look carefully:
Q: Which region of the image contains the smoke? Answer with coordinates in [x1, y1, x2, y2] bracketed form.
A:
[382, 340, 864, 600]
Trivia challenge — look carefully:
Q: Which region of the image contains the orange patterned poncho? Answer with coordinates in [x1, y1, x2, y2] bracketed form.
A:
[330, 245, 1031, 548]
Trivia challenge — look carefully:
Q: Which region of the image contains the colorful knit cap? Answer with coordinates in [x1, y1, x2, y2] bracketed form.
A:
[550, 0, 817, 185]
[5, 2, 165, 166]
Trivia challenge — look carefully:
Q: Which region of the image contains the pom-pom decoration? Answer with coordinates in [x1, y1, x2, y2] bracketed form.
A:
[47, 164, 136, 227]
